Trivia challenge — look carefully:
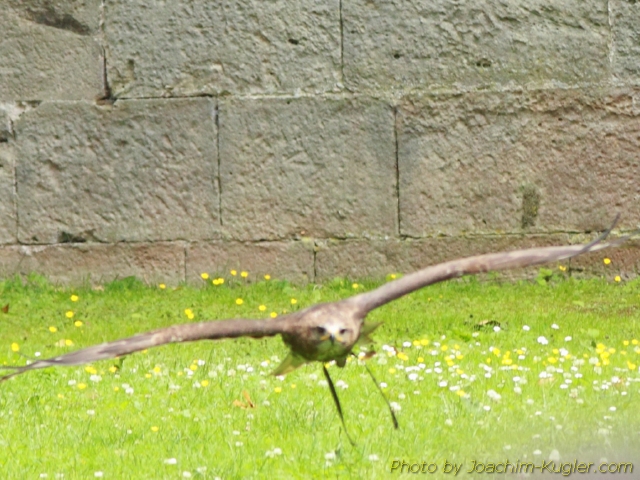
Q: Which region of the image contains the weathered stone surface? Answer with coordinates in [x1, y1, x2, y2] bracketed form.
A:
[105, 0, 341, 97]
[611, 0, 640, 80]
[187, 240, 314, 284]
[15, 99, 219, 243]
[0, 242, 186, 285]
[0, 140, 17, 244]
[343, 0, 611, 91]
[1, 0, 102, 101]
[315, 234, 640, 281]
[398, 89, 640, 237]
[219, 96, 397, 240]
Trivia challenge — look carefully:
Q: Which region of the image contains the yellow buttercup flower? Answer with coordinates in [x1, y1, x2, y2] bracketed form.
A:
[159, 283, 166, 289]
[70, 295, 79, 302]
[235, 298, 244, 305]
[74, 320, 83, 327]
[258, 305, 266, 312]
[200, 273, 209, 280]
[65, 311, 74, 319]
[49, 326, 58, 333]
[10, 343, 19, 352]
[270, 312, 278, 318]
[240, 271, 248, 278]
[264, 274, 271, 280]
[230, 270, 237, 276]
[603, 258, 611, 265]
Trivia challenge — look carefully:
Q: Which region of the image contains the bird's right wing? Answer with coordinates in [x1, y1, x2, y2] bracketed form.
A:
[1, 317, 291, 382]
[349, 217, 636, 314]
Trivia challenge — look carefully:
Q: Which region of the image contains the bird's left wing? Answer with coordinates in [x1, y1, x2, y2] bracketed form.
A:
[348, 220, 635, 315]
[1, 317, 291, 382]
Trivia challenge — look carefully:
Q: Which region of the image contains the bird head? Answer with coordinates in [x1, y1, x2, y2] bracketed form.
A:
[311, 321, 358, 349]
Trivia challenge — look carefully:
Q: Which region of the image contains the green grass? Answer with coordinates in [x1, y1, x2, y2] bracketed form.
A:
[0, 271, 639, 479]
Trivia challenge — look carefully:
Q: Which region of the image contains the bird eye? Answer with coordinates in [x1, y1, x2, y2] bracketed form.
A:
[315, 326, 326, 335]
[339, 328, 348, 335]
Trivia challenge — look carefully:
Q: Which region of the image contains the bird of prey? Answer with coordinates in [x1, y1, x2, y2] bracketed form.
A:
[1, 218, 635, 443]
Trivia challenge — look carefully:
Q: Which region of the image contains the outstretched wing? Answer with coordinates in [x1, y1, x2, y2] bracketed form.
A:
[1, 317, 290, 382]
[349, 218, 634, 314]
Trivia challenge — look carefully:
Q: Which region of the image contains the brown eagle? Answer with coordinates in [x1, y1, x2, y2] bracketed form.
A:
[1, 218, 634, 443]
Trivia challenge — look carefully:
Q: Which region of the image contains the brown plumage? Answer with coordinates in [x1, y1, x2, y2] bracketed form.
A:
[0, 220, 633, 383]
[0, 219, 635, 442]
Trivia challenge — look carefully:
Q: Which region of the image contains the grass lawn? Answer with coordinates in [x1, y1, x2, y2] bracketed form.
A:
[0, 268, 638, 479]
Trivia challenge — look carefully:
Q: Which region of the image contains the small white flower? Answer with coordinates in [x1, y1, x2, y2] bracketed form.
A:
[533, 449, 542, 455]
[390, 402, 401, 412]
[493, 326, 501, 333]
[89, 375, 102, 383]
[325, 451, 336, 460]
[537, 336, 549, 345]
[522, 325, 530, 331]
[444, 419, 453, 426]
[164, 458, 177, 465]
[403, 341, 412, 348]
[487, 390, 501, 401]
[483, 405, 491, 411]
[368, 454, 379, 461]
[551, 324, 559, 330]
[235, 441, 243, 447]
[182, 472, 192, 478]
[408, 373, 418, 381]
[549, 449, 561, 461]
[35, 352, 41, 357]
[438, 380, 448, 388]
[86, 410, 95, 416]
[609, 406, 617, 412]
[94, 473, 103, 478]
[564, 336, 572, 342]
[68, 380, 77, 386]
[335, 380, 348, 389]
[379, 382, 387, 388]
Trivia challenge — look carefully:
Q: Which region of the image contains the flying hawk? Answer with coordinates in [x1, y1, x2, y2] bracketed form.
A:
[1, 218, 634, 442]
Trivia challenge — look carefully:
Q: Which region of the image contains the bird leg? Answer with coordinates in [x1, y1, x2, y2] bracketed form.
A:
[322, 364, 356, 446]
[359, 355, 399, 429]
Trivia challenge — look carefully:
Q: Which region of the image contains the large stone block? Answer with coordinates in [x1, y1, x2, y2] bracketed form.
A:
[15, 99, 219, 243]
[398, 89, 640, 237]
[1, 0, 102, 101]
[315, 234, 639, 281]
[0, 242, 186, 285]
[343, 0, 611, 91]
[186, 240, 315, 284]
[219, 96, 397, 240]
[105, 0, 341, 97]
[611, 0, 640, 80]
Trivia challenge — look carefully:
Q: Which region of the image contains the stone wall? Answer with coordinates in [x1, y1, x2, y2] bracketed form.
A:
[1, 0, 638, 285]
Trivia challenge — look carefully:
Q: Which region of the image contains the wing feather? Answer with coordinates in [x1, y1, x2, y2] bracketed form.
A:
[349, 220, 634, 314]
[1, 317, 290, 382]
